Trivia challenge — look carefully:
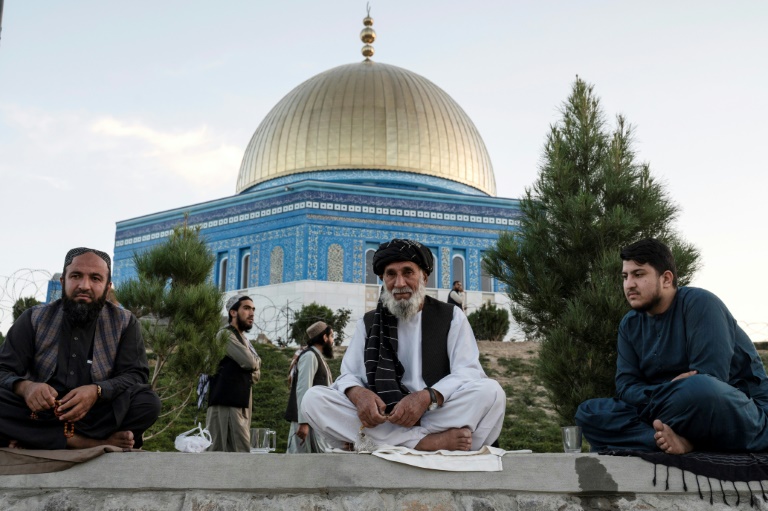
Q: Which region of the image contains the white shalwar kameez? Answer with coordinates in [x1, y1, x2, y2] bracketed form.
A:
[302, 306, 505, 451]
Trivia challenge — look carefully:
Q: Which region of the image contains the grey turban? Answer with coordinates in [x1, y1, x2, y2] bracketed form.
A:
[63, 247, 112, 278]
[372, 239, 434, 277]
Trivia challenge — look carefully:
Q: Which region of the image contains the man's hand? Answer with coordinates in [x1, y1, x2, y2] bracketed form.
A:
[672, 370, 698, 382]
[345, 386, 388, 428]
[387, 390, 431, 427]
[296, 423, 310, 444]
[15, 380, 57, 412]
[56, 384, 99, 422]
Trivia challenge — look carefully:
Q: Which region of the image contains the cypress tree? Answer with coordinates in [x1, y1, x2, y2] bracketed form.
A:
[116, 223, 227, 437]
[483, 78, 700, 423]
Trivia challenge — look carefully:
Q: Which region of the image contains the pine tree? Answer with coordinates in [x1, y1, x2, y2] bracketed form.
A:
[116, 224, 227, 438]
[288, 302, 351, 347]
[483, 78, 700, 423]
[12, 296, 41, 321]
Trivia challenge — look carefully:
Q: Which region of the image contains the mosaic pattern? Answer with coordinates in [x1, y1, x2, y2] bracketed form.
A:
[468, 249, 481, 291]
[353, 240, 364, 284]
[250, 246, 260, 287]
[440, 248, 451, 289]
[112, 179, 522, 293]
[270, 246, 284, 284]
[327, 244, 344, 282]
[244, 170, 489, 197]
[114, 186, 521, 246]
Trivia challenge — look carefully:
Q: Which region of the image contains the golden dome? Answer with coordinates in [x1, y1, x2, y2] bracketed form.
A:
[236, 60, 496, 196]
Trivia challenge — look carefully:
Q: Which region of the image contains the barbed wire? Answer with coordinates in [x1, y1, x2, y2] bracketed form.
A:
[0, 269, 52, 331]
[740, 322, 768, 344]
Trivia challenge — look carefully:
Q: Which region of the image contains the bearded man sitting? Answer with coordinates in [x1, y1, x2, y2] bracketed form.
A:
[0, 248, 160, 449]
[302, 238, 506, 451]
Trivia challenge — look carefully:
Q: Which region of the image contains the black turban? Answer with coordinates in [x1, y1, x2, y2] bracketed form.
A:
[372, 239, 434, 277]
[63, 247, 112, 278]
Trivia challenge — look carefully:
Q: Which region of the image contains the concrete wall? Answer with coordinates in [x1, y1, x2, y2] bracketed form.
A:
[1, 452, 758, 510]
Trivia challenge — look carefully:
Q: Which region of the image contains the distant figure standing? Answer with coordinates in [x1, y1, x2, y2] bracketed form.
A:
[206, 295, 261, 452]
[447, 281, 466, 313]
[285, 321, 334, 453]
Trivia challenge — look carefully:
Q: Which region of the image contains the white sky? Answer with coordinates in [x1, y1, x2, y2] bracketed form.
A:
[1, 1, 766, 339]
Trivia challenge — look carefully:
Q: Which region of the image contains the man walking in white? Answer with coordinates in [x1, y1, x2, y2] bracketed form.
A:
[302, 239, 505, 451]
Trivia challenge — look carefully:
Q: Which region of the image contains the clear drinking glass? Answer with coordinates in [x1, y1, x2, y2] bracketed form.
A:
[561, 426, 582, 453]
[250, 428, 276, 453]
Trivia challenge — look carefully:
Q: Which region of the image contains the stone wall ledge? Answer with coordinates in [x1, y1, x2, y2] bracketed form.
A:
[0, 452, 759, 510]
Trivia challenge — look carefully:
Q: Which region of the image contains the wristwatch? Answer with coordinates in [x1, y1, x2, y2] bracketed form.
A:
[426, 387, 439, 411]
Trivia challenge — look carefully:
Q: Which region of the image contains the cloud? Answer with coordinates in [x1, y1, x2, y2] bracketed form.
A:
[1, 105, 242, 191]
[89, 116, 242, 188]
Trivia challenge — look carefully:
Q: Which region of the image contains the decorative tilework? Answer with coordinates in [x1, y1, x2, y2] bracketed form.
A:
[228, 248, 238, 291]
[270, 246, 284, 284]
[250, 246, 260, 287]
[468, 249, 480, 291]
[440, 248, 451, 289]
[243, 170, 488, 197]
[353, 240, 364, 284]
[114, 186, 521, 246]
[327, 244, 343, 282]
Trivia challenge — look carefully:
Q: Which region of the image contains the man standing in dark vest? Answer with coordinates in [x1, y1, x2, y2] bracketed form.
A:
[303, 239, 505, 451]
[447, 280, 466, 313]
[0, 248, 161, 449]
[284, 321, 334, 453]
[206, 294, 261, 452]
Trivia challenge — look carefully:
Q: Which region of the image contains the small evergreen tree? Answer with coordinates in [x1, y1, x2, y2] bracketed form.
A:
[12, 296, 41, 321]
[289, 302, 351, 346]
[116, 223, 227, 438]
[467, 303, 510, 342]
[483, 78, 700, 423]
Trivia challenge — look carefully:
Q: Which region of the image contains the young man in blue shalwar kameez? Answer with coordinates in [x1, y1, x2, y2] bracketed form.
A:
[576, 238, 768, 454]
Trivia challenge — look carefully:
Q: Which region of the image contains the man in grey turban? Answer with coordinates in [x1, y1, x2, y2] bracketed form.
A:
[0, 248, 160, 449]
[303, 239, 505, 452]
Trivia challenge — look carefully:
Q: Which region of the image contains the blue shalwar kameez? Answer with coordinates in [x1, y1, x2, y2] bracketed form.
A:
[576, 287, 768, 452]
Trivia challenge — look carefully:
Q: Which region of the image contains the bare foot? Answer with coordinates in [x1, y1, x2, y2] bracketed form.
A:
[7, 440, 22, 449]
[653, 419, 693, 454]
[67, 431, 135, 449]
[414, 427, 472, 451]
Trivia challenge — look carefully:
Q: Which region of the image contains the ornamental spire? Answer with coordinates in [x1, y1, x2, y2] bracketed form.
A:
[360, 3, 376, 60]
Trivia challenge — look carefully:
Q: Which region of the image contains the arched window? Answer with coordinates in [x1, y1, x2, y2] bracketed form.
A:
[218, 257, 228, 292]
[426, 249, 437, 288]
[327, 244, 344, 282]
[451, 255, 465, 288]
[481, 259, 493, 292]
[240, 253, 250, 289]
[270, 246, 284, 284]
[365, 249, 377, 284]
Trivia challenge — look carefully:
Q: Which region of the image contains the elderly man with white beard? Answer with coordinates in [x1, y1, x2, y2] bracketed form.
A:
[302, 239, 506, 452]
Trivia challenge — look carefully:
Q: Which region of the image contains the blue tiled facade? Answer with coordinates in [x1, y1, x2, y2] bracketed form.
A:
[113, 173, 521, 292]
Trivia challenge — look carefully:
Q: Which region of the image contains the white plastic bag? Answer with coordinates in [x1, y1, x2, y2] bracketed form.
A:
[174, 423, 212, 453]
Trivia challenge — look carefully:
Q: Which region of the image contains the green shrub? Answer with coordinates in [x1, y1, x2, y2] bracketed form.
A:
[467, 303, 510, 342]
[288, 302, 351, 346]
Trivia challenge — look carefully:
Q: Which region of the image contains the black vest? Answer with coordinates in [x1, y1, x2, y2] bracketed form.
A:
[363, 295, 454, 387]
[447, 292, 461, 308]
[208, 326, 253, 408]
[284, 347, 330, 422]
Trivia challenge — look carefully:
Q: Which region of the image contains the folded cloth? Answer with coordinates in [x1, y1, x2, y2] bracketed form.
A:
[0, 446, 136, 475]
[337, 445, 526, 472]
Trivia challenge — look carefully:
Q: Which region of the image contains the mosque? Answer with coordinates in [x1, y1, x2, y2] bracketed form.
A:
[110, 14, 522, 342]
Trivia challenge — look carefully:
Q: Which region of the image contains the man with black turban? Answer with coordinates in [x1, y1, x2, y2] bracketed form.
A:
[303, 239, 505, 451]
[0, 248, 160, 449]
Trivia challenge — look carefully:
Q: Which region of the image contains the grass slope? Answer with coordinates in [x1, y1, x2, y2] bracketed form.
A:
[143, 342, 563, 452]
